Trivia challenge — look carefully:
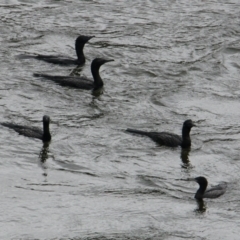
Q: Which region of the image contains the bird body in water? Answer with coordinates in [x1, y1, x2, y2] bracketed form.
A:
[20, 35, 94, 65]
[34, 58, 114, 91]
[126, 119, 195, 148]
[194, 176, 227, 199]
[1, 115, 51, 143]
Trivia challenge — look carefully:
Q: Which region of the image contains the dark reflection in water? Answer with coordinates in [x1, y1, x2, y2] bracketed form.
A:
[92, 87, 104, 97]
[38, 142, 50, 176]
[69, 65, 84, 76]
[180, 148, 192, 169]
[195, 198, 207, 213]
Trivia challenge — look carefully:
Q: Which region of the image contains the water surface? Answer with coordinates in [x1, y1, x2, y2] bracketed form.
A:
[1, 0, 240, 239]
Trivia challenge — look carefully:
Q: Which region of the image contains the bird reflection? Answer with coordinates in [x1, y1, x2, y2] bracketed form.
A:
[180, 147, 192, 169]
[38, 142, 50, 176]
[69, 64, 84, 76]
[92, 87, 104, 97]
[195, 198, 206, 213]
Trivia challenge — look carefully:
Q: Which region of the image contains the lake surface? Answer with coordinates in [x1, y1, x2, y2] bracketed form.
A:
[1, 0, 240, 239]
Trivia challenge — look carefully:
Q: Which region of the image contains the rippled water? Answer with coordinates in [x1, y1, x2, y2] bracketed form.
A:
[1, 0, 240, 239]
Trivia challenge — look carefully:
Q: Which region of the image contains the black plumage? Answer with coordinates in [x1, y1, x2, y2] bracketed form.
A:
[34, 58, 114, 91]
[126, 119, 195, 148]
[1, 115, 51, 143]
[20, 35, 94, 65]
[194, 176, 227, 199]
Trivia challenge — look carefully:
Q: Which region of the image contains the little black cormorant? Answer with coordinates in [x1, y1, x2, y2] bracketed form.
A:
[126, 119, 195, 148]
[34, 58, 114, 91]
[194, 176, 227, 199]
[1, 115, 51, 143]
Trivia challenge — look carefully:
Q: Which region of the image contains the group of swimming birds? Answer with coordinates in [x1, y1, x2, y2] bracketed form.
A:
[2, 35, 227, 201]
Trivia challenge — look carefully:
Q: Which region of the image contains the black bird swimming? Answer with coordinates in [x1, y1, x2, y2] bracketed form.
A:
[126, 119, 195, 148]
[194, 176, 227, 199]
[1, 115, 51, 143]
[21, 35, 94, 65]
[33, 58, 114, 91]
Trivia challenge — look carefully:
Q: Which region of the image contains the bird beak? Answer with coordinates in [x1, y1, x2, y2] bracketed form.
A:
[187, 177, 197, 182]
[85, 36, 95, 42]
[104, 59, 114, 63]
[178, 178, 195, 182]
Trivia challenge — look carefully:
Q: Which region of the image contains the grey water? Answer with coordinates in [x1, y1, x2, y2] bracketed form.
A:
[0, 0, 240, 239]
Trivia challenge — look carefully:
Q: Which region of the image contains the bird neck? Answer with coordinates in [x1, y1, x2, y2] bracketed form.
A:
[43, 122, 51, 141]
[195, 184, 207, 199]
[75, 42, 85, 63]
[181, 127, 191, 148]
[91, 65, 103, 88]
